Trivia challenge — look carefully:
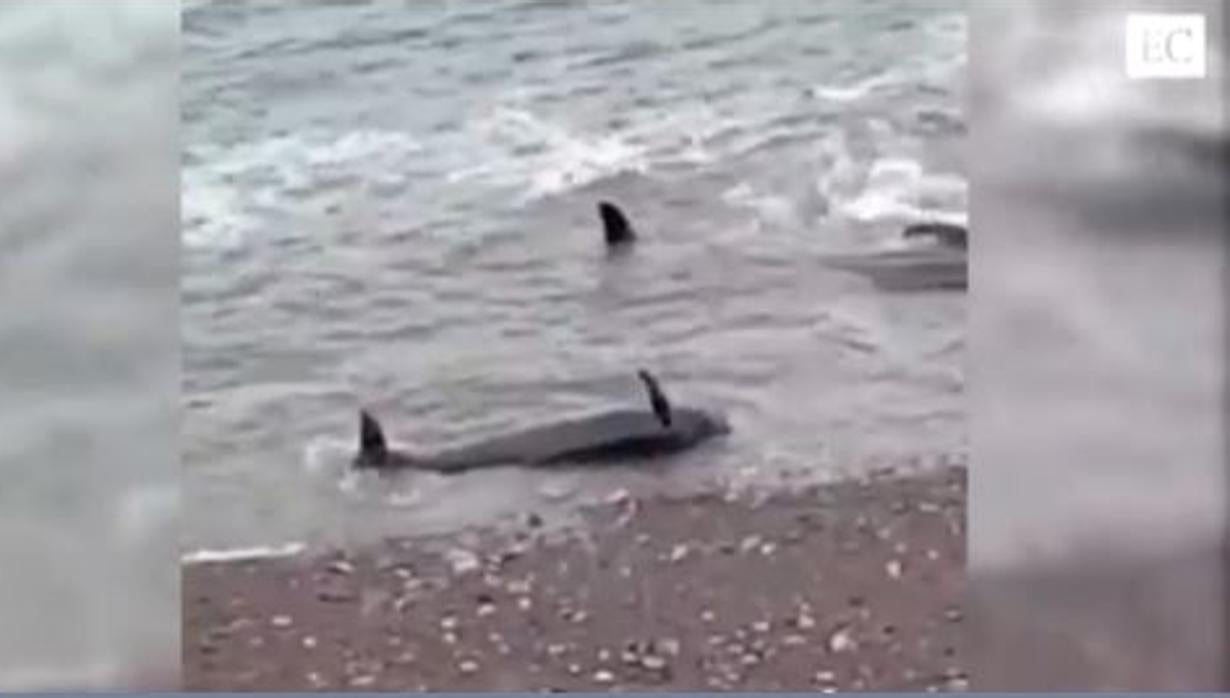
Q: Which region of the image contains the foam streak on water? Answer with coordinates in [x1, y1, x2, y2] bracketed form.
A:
[181, 542, 308, 565]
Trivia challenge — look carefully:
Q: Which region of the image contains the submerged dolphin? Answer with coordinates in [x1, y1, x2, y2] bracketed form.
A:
[824, 247, 967, 292]
[598, 200, 637, 248]
[354, 370, 729, 473]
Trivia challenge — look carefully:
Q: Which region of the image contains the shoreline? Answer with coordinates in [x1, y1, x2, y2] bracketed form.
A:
[184, 464, 967, 691]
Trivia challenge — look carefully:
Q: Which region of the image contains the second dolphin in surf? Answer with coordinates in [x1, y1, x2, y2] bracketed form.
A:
[822, 221, 969, 292]
[902, 221, 968, 250]
[353, 370, 729, 473]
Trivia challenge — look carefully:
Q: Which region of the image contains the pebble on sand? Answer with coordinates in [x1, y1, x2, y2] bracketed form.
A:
[326, 560, 355, 575]
[828, 627, 857, 653]
[886, 559, 904, 579]
[640, 654, 667, 671]
[183, 466, 966, 692]
[457, 659, 480, 675]
[446, 549, 481, 575]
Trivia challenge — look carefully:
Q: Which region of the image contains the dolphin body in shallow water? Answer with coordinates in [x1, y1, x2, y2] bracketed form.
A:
[823, 221, 969, 292]
[353, 370, 730, 473]
[902, 221, 968, 250]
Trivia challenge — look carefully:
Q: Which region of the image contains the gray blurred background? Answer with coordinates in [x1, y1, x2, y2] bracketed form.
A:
[969, 0, 1227, 689]
[0, 1, 179, 689]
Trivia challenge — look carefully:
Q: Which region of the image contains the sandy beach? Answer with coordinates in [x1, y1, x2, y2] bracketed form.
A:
[183, 464, 966, 691]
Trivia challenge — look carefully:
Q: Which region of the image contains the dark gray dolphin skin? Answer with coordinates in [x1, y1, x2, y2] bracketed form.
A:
[598, 200, 637, 248]
[902, 221, 968, 250]
[353, 370, 729, 473]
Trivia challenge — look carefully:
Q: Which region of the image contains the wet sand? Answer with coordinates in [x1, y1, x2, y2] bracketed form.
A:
[183, 465, 966, 691]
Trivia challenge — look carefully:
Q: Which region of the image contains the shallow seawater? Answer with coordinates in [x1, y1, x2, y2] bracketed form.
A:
[181, 0, 967, 553]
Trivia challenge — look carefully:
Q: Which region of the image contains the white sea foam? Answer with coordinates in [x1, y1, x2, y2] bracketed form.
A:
[181, 541, 307, 565]
[836, 156, 967, 227]
[810, 72, 896, 103]
[303, 435, 351, 477]
[721, 182, 800, 228]
[182, 128, 424, 252]
[449, 106, 647, 201]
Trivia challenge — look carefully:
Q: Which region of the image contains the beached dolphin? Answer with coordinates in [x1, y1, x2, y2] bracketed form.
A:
[902, 222, 968, 250]
[598, 200, 637, 248]
[353, 370, 729, 473]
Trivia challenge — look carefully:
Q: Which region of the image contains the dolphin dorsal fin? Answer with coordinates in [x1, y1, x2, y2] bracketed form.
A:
[598, 201, 637, 247]
[359, 409, 389, 463]
[636, 369, 673, 428]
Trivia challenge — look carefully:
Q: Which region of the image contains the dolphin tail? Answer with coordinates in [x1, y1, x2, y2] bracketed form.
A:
[358, 409, 389, 465]
[598, 200, 637, 247]
[636, 369, 673, 428]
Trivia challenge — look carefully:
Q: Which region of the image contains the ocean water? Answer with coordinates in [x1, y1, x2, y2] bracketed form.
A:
[182, 0, 968, 554]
